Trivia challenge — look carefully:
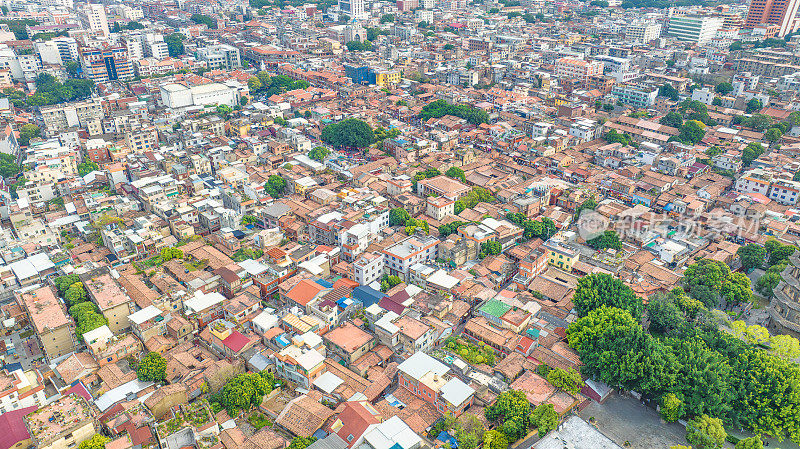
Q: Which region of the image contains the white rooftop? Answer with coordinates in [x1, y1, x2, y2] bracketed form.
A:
[128, 305, 163, 325]
[184, 290, 226, 314]
[440, 377, 475, 407]
[397, 351, 449, 381]
[313, 371, 344, 394]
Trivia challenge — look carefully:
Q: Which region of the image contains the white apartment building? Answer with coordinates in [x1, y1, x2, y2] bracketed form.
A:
[625, 22, 662, 43]
[769, 179, 800, 205]
[353, 251, 385, 286]
[383, 235, 439, 282]
[667, 16, 724, 45]
[339, 0, 366, 19]
[79, 3, 110, 37]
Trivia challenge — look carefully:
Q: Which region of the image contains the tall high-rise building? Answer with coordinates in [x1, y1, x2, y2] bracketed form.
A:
[745, 0, 800, 37]
[338, 0, 365, 20]
[79, 3, 110, 37]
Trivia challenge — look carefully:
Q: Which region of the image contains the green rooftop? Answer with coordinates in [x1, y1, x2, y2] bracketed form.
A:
[479, 299, 512, 318]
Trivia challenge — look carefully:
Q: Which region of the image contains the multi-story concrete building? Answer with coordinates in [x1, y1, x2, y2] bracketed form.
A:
[396, 352, 475, 417]
[353, 252, 384, 286]
[625, 22, 662, 43]
[17, 286, 76, 362]
[610, 83, 659, 109]
[81, 270, 134, 334]
[746, 0, 800, 37]
[382, 234, 439, 281]
[78, 3, 109, 37]
[196, 44, 241, 70]
[555, 57, 604, 84]
[79, 46, 133, 83]
[667, 16, 724, 44]
[25, 395, 98, 449]
[339, 0, 365, 20]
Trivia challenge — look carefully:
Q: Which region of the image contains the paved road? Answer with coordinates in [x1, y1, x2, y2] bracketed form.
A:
[578, 393, 686, 449]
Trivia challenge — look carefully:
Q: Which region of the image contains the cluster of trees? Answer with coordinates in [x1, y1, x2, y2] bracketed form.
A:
[367, 27, 391, 41]
[31, 30, 69, 41]
[165, 33, 186, 57]
[374, 126, 400, 142]
[733, 114, 773, 131]
[210, 371, 277, 417]
[308, 146, 330, 162]
[77, 161, 99, 177]
[404, 217, 430, 235]
[446, 166, 467, 183]
[321, 118, 375, 149]
[111, 21, 145, 32]
[738, 240, 796, 298]
[604, 129, 634, 146]
[345, 40, 373, 52]
[136, 352, 167, 382]
[380, 274, 402, 292]
[505, 213, 557, 241]
[160, 247, 183, 262]
[484, 390, 558, 440]
[419, 99, 490, 125]
[264, 175, 287, 198]
[439, 220, 467, 237]
[586, 230, 622, 251]
[233, 247, 264, 262]
[248, 72, 311, 98]
[674, 120, 707, 145]
[568, 273, 800, 443]
[0, 153, 21, 180]
[190, 13, 217, 29]
[17, 123, 41, 147]
[0, 19, 38, 40]
[2, 74, 94, 109]
[479, 241, 501, 259]
[683, 259, 752, 308]
[742, 142, 765, 166]
[388, 207, 430, 234]
[455, 187, 495, 214]
[288, 437, 317, 449]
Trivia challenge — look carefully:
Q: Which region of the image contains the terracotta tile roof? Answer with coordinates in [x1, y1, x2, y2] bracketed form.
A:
[275, 393, 334, 437]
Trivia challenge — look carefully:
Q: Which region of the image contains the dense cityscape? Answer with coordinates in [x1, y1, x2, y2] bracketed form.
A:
[0, 0, 799, 448]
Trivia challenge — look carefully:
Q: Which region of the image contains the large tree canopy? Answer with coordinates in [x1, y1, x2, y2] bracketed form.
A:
[321, 118, 375, 149]
[572, 273, 643, 320]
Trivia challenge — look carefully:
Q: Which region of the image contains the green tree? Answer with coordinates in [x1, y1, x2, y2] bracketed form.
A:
[380, 274, 402, 292]
[18, 124, 41, 147]
[765, 127, 783, 144]
[737, 244, 766, 271]
[664, 338, 732, 419]
[380, 13, 395, 22]
[546, 367, 584, 394]
[479, 241, 501, 258]
[482, 430, 508, 449]
[735, 436, 764, 449]
[191, 13, 217, 28]
[573, 273, 643, 320]
[742, 142, 765, 166]
[321, 118, 375, 148]
[686, 415, 727, 449]
[164, 33, 186, 57]
[765, 238, 796, 266]
[756, 271, 781, 298]
[573, 197, 598, 221]
[389, 207, 410, 226]
[65, 282, 87, 306]
[288, 437, 317, 449]
[770, 334, 800, 360]
[586, 230, 622, 251]
[660, 393, 682, 422]
[78, 434, 110, 449]
[264, 175, 287, 198]
[446, 166, 466, 183]
[530, 403, 558, 437]
[55, 274, 80, 296]
[75, 312, 108, 340]
[160, 247, 183, 262]
[137, 352, 167, 382]
[77, 161, 99, 177]
[715, 82, 733, 95]
[683, 259, 733, 308]
[418, 99, 489, 125]
[677, 120, 706, 145]
[485, 390, 531, 440]
[746, 98, 763, 114]
[646, 292, 685, 334]
[712, 97, 723, 106]
[660, 111, 684, 128]
[220, 372, 272, 416]
[659, 85, 681, 102]
[308, 146, 330, 161]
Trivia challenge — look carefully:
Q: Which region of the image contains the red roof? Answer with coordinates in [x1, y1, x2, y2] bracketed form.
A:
[0, 406, 37, 449]
[334, 402, 380, 447]
[287, 279, 326, 306]
[223, 330, 251, 353]
[64, 381, 92, 403]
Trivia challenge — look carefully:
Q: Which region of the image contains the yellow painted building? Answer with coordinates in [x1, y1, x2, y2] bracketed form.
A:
[375, 70, 401, 86]
[544, 241, 580, 272]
